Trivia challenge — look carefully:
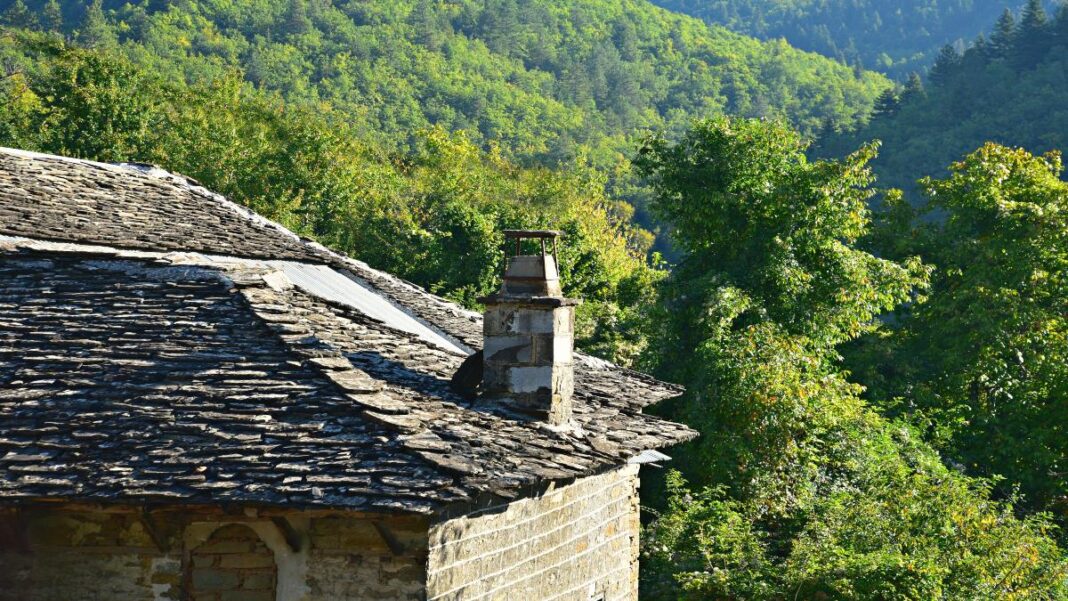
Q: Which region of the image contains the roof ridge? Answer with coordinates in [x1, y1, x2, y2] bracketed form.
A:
[228, 267, 428, 429]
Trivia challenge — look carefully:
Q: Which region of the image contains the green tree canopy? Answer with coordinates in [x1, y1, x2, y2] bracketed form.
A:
[41, 0, 62, 33]
[635, 118, 1066, 599]
[650, 0, 1012, 77]
[861, 143, 1068, 522]
[1016, 0, 1051, 67]
[991, 8, 1017, 58]
[0, 0, 34, 29]
[76, 0, 114, 48]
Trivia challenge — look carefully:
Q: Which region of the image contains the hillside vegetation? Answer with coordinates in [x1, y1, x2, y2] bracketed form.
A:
[638, 117, 1068, 599]
[651, 0, 1017, 76]
[0, 0, 888, 169]
[5, 3, 1068, 599]
[820, 0, 1068, 193]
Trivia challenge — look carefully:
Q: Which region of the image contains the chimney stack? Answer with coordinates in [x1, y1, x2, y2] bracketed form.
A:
[480, 230, 579, 425]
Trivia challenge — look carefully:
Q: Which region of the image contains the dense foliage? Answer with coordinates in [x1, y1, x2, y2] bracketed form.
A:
[649, 0, 1015, 76]
[0, 29, 661, 364]
[636, 117, 1067, 599]
[0, 0, 888, 170]
[849, 143, 1068, 529]
[820, 0, 1068, 194]
[5, 3, 1068, 597]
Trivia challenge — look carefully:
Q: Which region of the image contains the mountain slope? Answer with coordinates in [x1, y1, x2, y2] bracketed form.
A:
[651, 0, 1019, 77]
[818, 1, 1068, 195]
[2, 0, 889, 168]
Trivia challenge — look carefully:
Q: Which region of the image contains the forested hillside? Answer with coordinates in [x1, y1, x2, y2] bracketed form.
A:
[819, 0, 1068, 193]
[651, 0, 1016, 76]
[0, 0, 888, 170]
[5, 2, 1068, 599]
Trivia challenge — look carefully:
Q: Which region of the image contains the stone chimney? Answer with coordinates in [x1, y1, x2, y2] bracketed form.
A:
[479, 230, 580, 425]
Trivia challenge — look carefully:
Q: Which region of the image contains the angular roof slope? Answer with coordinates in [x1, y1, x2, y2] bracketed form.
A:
[0, 149, 323, 263]
[0, 147, 695, 514]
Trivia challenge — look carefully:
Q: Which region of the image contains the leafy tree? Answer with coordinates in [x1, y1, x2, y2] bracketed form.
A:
[33, 46, 157, 161]
[636, 116, 1067, 599]
[867, 144, 1068, 522]
[0, 69, 42, 149]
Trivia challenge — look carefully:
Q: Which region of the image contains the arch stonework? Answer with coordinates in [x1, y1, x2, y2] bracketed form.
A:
[188, 524, 278, 601]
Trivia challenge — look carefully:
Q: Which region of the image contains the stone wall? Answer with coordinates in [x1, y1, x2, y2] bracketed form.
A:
[0, 509, 182, 601]
[189, 524, 277, 601]
[0, 468, 644, 601]
[426, 464, 641, 601]
[0, 508, 429, 601]
[305, 515, 428, 600]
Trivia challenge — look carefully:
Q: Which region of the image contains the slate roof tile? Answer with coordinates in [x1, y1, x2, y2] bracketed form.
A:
[0, 147, 696, 514]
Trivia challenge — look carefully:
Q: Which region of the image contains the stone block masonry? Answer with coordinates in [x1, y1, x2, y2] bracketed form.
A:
[482, 298, 578, 424]
[0, 508, 429, 601]
[189, 524, 277, 601]
[0, 468, 644, 600]
[426, 464, 641, 601]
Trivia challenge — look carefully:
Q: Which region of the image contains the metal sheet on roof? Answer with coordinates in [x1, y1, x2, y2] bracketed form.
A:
[275, 262, 468, 355]
[628, 449, 673, 465]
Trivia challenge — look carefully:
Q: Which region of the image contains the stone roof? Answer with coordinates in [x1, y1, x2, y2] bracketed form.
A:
[0, 149, 323, 263]
[0, 147, 695, 514]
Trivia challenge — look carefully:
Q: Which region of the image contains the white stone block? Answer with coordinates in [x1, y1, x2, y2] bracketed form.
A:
[508, 366, 554, 393]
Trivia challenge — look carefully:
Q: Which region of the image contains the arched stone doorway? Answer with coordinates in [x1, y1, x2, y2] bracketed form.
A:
[188, 524, 277, 601]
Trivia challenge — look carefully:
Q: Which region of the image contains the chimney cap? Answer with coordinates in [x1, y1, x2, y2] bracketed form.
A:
[502, 229, 562, 240]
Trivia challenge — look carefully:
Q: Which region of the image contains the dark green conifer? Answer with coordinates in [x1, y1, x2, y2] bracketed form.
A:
[78, 0, 116, 48]
[928, 44, 961, 85]
[1015, 0, 1051, 67]
[1056, 1, 1068, 42]
[42, 0, 64, 33]
[972, 32, 991, 59]
[991, 8, 1017, 59]
[900, 72, 925, 103]
[284, 0, 312, 36]
[872, 87, 900, 118]
[1, 0, 37, 29]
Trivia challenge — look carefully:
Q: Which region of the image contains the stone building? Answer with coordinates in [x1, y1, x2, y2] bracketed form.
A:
[0, 147, 695, 600]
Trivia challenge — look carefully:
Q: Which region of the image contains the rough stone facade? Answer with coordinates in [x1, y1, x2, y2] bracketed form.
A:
[189, 524, 277, 601]
[0, 467, 642, 600]
[426, 465, 641, 601]
[482, 297, 579, 424]
[0, 509, 429, 601]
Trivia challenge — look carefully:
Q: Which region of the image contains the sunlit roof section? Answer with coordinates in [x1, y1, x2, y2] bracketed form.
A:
[275, 262, 470, 355]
